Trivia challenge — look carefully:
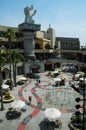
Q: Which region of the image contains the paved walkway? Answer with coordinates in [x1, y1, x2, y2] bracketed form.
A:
[0, 72, 80, 130]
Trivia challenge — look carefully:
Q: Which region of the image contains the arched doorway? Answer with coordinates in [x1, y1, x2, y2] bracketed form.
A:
[45, 61, 53, 71]
[30, 64, 40, 73]
[80, 65, 86, 72]
[54, 62, 61, 69]
[2, 68, 9, 79]
[17, 66, 24, 75]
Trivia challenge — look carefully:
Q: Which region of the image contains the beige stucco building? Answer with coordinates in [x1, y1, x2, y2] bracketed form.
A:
[0, 25, 86, 76]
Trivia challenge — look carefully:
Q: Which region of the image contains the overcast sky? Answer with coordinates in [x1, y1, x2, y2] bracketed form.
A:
[0, 0, 86, 46]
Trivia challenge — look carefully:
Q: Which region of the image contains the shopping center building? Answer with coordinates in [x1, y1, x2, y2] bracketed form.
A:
[0, 24, 86, 78]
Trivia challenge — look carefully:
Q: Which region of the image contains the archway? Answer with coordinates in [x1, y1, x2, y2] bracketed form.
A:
[2, 68, 9, 79]
[30, 64, 40, 73]
[45, 61, 53, 71]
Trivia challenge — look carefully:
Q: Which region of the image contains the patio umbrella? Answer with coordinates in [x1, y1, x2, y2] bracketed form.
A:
[58, 74, 66, 79]
[55, 68, 61, 72]
[17, 76, 27, 81]
[53, 77, 61, 82]
[44, 108, 61, 121]
[2, 84, 9, 89]
[11, 100, 25, 109]
[52, 70, 59, 74]
[79, 77, 86, 82]
[77, 71, 84, 75]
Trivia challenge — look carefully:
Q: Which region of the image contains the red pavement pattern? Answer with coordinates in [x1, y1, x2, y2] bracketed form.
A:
[17, 79, 68, 130]
[18, 81, 42, 130]
[39, 79, 64, 91]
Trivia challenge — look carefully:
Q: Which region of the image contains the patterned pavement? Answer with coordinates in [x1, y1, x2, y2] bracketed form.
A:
[0, 72, 80, 130]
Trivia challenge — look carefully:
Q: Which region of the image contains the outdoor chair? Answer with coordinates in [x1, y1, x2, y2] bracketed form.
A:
[43, 118, 50, 126]
[55, 119, 62, 128]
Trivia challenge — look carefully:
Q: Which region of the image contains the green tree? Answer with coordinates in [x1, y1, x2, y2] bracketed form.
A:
[78, 81, 85, 90]
[11, 49, 24, 86]
[0, 47, 7, 110]
[5, 28, 16, 89]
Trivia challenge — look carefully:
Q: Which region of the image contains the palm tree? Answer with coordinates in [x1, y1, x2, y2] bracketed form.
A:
[5, 28, 16, 89]
[70, 113, 83, 127]
[11, 49, 24, 86]
[0, 47, 7, 110]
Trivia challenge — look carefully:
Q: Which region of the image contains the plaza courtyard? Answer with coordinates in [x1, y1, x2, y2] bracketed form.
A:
[0, 72, 81, 130]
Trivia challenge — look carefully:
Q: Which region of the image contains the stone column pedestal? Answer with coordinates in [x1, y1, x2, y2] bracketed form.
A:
[19, 23, 40, 59]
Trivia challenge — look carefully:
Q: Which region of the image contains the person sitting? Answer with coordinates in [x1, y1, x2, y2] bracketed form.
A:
[55, 119, 62, 127]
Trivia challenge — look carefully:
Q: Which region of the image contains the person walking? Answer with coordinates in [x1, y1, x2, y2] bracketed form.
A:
[39, 79, 40, 84]
[28, 96, 32, 103]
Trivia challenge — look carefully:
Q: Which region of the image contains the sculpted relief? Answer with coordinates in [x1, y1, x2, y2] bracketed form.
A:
[24, 5, 37, 24]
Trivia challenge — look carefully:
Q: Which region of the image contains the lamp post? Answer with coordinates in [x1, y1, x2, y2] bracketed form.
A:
[75, 77, 86, 130]
[82, 77, 86, 130]
[0, 69, 4, 110]
[80, 75, 86, 130]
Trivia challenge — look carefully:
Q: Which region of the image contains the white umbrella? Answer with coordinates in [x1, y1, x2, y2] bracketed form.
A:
[58, 74, 66, 79]
[77, 71, 84, 75]
[44, 108, 61, 121]
[53, 77, 61, 82]
[79, 78, 86, 82]
[11, 100, 25, 109]
[75, 73, 80, 78]
[18, 77, 27, 81]
[52, 71, 59, 74]
[2, 84, 9, 89]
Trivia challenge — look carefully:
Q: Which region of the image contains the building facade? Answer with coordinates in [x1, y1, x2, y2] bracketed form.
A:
[56, 37, 80, 50]
[0, 25, 86, 77]
[55, 37, 80, 60]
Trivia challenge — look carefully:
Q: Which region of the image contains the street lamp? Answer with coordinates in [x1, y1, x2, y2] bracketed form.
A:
[82, 81, 86, 130]
[0, 74, 4, 110]
[75, 78, 86, 130]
